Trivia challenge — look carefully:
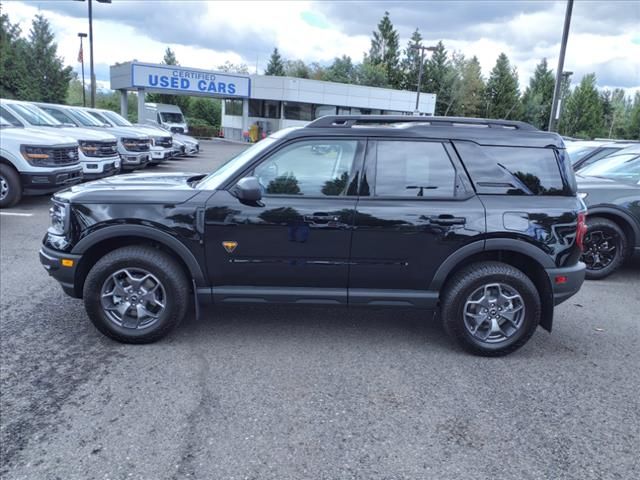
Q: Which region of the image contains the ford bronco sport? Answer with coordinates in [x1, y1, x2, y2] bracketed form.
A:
[40, 116, 587, 356]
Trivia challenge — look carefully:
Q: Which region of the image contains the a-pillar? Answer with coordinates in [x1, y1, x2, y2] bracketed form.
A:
[119, 90, 128, 118]
[137, 88, 145, 124]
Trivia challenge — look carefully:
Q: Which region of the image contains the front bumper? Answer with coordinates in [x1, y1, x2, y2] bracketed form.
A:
[119, 152, 150, 169]
[546, 261, 586, 306]
[82, 158, 121, 180]
[150, 147, 172, 163]
[21, 167, 83, 195]
[40, 245, 82, 298]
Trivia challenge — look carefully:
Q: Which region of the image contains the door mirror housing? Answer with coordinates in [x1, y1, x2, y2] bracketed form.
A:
[232, 176, 262, 202]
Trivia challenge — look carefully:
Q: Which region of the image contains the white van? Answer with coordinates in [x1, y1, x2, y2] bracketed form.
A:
[143, 103, 188, 133]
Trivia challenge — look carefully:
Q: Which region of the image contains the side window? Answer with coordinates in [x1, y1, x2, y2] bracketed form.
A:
[374, 141, 456, 198]
[253, 139, 361, 196]
[44, 108, 73, 124]
[0, 106, 23, 127]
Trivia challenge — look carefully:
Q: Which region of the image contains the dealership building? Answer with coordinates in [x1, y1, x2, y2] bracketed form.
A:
[110, 61, 437, 139]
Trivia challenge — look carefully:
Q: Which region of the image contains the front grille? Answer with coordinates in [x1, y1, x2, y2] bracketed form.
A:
[82, 141, 118, 157]
[122, 138, 150, 152]
[154, 136, 173, 148]
[170, 126, 184, 133]
[51, 146, 80, 165]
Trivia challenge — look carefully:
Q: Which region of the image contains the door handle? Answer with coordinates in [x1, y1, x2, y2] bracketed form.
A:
[304, 213, 339, 224]
[431, 215, 466, 226]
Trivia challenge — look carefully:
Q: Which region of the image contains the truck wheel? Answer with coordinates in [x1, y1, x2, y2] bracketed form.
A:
[582, 217, 627, 280]
[83, 246, 190, 344]
[0, 164, 22, 208]
[441, 261, 541, 357]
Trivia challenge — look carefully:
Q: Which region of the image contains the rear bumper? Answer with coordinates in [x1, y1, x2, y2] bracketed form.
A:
[39, 245, 82, 298]
[546, 262, 586, 306]
[21, 167, 83, 195]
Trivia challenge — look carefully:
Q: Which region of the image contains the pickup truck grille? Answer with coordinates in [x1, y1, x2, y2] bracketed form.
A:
[154, 136, 173, 148]
[81, 141, 118, 157]
[122, 138, 150, 152]
[51, 146, 80, 165]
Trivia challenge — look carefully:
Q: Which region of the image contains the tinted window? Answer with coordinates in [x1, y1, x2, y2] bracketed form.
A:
[42, 107, 75, 125]
[253, 139, 361, 196]
[454, 142, 569, 195]
[283, 102, 313, 121]
[0, 106, 23, 127]
[225, 99, 243, 116]
[374, 141, 456, 198]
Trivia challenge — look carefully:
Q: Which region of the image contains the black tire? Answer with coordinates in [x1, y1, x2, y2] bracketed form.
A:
[441, 261, 541, 357]
[83, 246, 190, 343]
[582, 217, 627, 280]
[0, 164, 22, 208]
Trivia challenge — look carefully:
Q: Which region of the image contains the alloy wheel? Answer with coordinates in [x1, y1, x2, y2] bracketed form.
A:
[463, 283, 526, 343]
[0, 175, 8, 201]
[582, 229, 618, 271]
[100, 268, 166, 329]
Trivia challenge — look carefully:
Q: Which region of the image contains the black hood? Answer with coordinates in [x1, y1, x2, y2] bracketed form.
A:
[54, 172, 206, 204]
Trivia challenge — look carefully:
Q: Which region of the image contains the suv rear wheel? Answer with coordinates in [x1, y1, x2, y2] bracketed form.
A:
[441, 261, 541, 356]
[0, 164, 22, 208]
[582, 217, 627, 280]
[83, 246, 190, 343]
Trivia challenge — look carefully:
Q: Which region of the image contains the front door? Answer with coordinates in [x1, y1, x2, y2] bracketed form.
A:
[205, 137, 365, 304]
[348, 138, 485, 307]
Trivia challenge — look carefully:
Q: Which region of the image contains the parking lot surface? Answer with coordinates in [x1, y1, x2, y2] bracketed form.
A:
[1, 139, 639, 480]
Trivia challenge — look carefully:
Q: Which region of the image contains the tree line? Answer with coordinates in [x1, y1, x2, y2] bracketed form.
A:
[2, 11, 638, 140]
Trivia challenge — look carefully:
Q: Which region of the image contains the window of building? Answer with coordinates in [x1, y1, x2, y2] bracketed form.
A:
[374, 141, 456, 198]
[314, 105, 337, 118]
[253, 139, 361, 196]
[283, 102, 313, 121]
[225, 99, 243, 116]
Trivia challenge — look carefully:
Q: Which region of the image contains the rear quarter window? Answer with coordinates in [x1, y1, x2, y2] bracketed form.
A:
[453, 141, 573, 196]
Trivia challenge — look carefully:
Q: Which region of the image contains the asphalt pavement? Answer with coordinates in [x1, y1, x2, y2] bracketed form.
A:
[1, 139, 639, 480]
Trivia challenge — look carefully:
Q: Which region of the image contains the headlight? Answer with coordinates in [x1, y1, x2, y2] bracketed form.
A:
[79, 141, 99, 156]
[21, 146, 53, 165]
[49, 201, 69, 236]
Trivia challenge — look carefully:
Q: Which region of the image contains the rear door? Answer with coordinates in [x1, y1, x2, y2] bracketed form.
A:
[348, 138, 485, 307]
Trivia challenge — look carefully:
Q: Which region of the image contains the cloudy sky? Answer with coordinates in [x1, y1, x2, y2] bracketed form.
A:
[3, 0, 640, 95]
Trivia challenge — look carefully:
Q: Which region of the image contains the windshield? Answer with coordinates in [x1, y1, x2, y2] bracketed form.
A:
[566, 145, 599, 164]
[580, 153, 640, 183]
[101, 110, 133, 127]
[0, 116, 14, 127]
[197, 137, 279, 190]
[160, 112, 184, 123]
[7, 103, 61, 127]
[68, 108, 105, 127]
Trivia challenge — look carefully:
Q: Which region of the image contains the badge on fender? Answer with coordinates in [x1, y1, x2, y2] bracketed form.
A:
[222, 241, 237, 253]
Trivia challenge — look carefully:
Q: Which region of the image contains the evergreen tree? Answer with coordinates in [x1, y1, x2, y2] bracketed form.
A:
[0, 14, 31, 99]
[452, 55, 485, 117]
[484, 53, 521, 119]
[368, 11, 401, 88]
[520, 58, 554, 129]
[216, 61, 249, 74]
[400, 29, 423, 91]
[25, 14, 73, 103]
[627, 92, 640, 140]
[162, 47, 178, 65]
[423, 41, 455, 116]
[607, 88, 631, 138]
[284, 60, 310, 78]
[323, 56, 357, 84]
[561, 73, 604, 138]
[264, 48, 285, 76]
[356, 57, 388, 87]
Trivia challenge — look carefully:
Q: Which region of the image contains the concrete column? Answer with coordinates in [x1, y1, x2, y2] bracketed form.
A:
[280, 101, 285, 130]
[137, 88, 145, 124]
[119, 90, 128, 118]
[241, 98, 249, 137]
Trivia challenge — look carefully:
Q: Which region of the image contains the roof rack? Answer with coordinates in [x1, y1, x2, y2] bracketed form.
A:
[306, 115, 537, 131]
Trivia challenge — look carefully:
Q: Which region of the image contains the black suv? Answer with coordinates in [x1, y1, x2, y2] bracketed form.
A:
[40, 116, 587, 356]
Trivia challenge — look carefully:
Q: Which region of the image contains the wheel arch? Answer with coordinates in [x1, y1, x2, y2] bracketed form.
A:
[431, 240, 555, 331]
[587, 206, 638, 254]
[71, 225, 206, 298]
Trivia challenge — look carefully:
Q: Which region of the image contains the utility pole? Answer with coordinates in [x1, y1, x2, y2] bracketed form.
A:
[78, 33, 87, 107]
[412, 45, 437, 114]
[549, 0, 574, 131]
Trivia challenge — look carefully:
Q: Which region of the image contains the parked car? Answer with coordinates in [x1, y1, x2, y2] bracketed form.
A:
[577, 145, 640, 279]
[566, 140, 606, 165]
[0, 115, 82, 208]
[1, 99, 120, 180]
[39, 104, 152, 171]
[39, 115, 587, 356]
[84, 108, 172, 166]
[572, 141, 639, 171]
[143, 102, 188, 133]
[171, 130, 199, 155]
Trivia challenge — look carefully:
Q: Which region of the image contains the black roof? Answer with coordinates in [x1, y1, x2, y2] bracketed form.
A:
[302, 115, 565, 148]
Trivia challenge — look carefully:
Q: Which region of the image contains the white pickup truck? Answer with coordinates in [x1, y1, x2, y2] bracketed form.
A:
[0, 116, 82, 208]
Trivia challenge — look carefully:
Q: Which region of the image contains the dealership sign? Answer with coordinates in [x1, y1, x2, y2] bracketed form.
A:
[132, 63, 250, 97]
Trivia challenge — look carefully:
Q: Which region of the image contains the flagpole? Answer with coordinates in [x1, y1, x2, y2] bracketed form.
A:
[78, 32, 87, 107]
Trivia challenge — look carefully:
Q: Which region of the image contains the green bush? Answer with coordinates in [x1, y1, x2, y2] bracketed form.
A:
[188, 125, 217, 138]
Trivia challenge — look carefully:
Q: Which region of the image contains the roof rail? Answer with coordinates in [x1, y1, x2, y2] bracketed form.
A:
[306, 115, 538, 131]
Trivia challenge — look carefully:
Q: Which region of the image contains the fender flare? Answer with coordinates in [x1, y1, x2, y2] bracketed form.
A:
[72, 224, 207, 286]
[429, 238, 554, 291]
[587, 206, 640, 247]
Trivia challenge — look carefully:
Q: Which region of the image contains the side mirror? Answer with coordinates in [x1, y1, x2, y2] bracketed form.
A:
[232, 176, 262, 202]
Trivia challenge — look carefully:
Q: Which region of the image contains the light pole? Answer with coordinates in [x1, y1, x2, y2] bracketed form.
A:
[549, 0, 574, 131]
[78, 33, 87, 107]
[75, 0, 111, 107]
[554, 70, 573, 128]
[412, 44, 437, 114]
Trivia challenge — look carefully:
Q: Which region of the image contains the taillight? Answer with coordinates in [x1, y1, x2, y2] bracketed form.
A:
[576, 212, 587, 251]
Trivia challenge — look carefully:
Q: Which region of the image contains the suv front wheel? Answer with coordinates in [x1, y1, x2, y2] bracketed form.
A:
[441, 261, 541, 356]
[83, 246, 190, 343]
